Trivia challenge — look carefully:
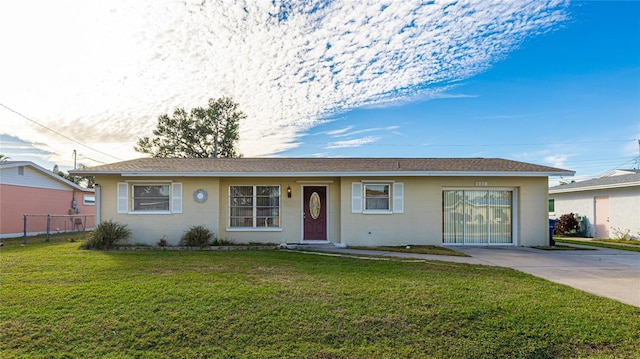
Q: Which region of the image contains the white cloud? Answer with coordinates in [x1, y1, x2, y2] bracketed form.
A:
[544, 154, 570, 169]
[332, 126, 400, 138]
[323, 126, 355, 136]
[326, 136, 380, 149]
[0, 0, 569, 166]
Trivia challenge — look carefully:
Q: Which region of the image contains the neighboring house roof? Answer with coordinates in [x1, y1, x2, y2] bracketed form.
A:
[549, 173, 640, 194]
[0, 161, 95, 192]
[601, 169, 640, 177]
[70, 157, 574, 177]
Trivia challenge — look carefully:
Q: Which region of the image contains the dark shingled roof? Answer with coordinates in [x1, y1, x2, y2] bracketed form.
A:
[70, 157, 573, 177]
[550, 173, 640, 193]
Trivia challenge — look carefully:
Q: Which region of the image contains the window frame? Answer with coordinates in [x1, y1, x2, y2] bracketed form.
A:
[363, 183, 392, 213]
[117, 181, 181, 215]
[83, 194, 95, 206]
[442, 188, 516, 245]
[228, 185, 281, 231]
[352, 181, 404, 214]
[131, 184, 171, 213]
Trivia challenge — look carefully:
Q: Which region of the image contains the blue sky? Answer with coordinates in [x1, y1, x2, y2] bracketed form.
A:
[281, 1, 640, 181]
[0, 1, 638, 184]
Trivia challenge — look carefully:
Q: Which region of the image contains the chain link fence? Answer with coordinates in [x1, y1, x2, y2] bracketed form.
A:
[22, 214, 95, 244]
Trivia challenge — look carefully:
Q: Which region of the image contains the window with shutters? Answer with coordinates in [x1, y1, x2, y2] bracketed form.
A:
[117, 182, 182, 214]
[352, 182, 404, 214]
[364, 184, 390, 211]
[133, 185, 170, 211]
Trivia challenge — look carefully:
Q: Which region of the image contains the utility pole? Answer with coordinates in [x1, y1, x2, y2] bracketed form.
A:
[73, 149, 77, 169]
[637, 139, 640, 169]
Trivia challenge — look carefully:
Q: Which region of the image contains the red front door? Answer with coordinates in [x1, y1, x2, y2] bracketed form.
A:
[303, 186, 327, 241]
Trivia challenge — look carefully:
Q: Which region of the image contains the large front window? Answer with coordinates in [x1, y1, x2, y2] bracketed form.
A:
[229, 186, 280, 228]
[443, 190, 513, 244]
[133, 185, 170, 211]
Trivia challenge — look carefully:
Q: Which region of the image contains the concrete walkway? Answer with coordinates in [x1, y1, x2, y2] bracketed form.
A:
[300, 244, 640, 308]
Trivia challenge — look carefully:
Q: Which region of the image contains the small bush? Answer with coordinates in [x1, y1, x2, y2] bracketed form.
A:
[555, 213, 579, 235]
[180, 225, 213, 247]
[157, 235, 169, 247]
[611, 227, 632, 240]
[212, 237, 234, 246]
[81, 220, 131, 249]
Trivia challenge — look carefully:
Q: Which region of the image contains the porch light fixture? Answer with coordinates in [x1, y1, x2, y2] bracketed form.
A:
[287, 186, 292, 198]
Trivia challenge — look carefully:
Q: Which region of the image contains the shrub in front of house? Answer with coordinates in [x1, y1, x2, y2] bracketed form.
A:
[212, 237, 234, 246]
[555, 213, 579, 235]
[180, 225, 214, 247]
[81, 220, 131, 249]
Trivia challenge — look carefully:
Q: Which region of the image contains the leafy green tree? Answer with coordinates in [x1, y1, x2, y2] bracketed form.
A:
[0, 154, 10, 162]
[52, 164, 94, 188]
[135, 97, 244, 158]
[53, 164, 78, 183]
[75, 164, 95, 188]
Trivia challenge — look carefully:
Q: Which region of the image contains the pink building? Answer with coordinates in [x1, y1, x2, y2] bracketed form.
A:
[0, 161, 95, 238]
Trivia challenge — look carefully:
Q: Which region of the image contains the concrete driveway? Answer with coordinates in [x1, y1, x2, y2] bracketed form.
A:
[451, 245, 640, 307]
[302, 244, 640, 307]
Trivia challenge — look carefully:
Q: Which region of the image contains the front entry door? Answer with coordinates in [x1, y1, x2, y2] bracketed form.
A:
[303, 186, 327, 241]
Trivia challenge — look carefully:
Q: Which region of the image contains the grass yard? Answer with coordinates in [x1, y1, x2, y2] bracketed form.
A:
[347, 245, 469, 256]
[1, 237, 639, 358]
[555, 238, 640, 252]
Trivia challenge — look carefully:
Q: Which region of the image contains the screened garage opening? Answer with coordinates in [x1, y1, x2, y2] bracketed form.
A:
[443, 190, 514, 245]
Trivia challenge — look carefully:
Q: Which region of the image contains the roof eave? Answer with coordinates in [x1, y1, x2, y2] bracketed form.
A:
[84, 170, 575, 177]
[550, 181, 640, 193]
[6, 161, 95, 192]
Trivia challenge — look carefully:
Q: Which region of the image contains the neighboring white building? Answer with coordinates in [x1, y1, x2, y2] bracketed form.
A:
[549, 169, 640, 239]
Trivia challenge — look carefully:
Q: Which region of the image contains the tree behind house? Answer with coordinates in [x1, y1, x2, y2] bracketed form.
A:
[135, 97, 245, 158]
[53, 164, 95, 188]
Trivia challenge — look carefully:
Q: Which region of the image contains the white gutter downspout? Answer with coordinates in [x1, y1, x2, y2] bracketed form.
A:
[94, 184, 101, 225]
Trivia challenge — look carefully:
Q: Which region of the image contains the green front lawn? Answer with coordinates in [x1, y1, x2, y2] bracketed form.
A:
[1, 237, 639, 358]
[348, 245, 470, 256]
[555, 238, 640, 252]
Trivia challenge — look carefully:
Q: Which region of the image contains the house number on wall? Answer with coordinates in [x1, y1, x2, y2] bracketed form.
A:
[309, 192, 321, 219]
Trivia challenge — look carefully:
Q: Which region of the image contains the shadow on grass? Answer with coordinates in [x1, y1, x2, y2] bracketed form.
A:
[0, 231, 90, 251]
[533, 245, 595, 251]
[348, 245, 471, 257]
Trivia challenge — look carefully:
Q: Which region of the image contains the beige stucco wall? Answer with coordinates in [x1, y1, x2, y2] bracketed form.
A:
[95, 174, 550, 247]
[96, 176, 220, 245]
[339, 176, 549, 247]
[95, 175, 341, 246]
[217, 177, 341, 244]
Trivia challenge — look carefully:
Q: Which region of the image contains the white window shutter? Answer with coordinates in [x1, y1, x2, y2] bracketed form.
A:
[351, 182, 363, 213]
[117, 183, 128, 213]
[393, 182, 404, 213]
[172, 183, 183, 213]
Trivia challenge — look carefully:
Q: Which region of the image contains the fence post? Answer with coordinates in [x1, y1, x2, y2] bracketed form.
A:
[46, 214, 51, 242]
[23, 214, 27, 245]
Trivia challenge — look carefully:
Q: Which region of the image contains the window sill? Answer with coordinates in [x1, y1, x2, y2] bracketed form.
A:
[363, 210, 393, 215]
[226, 227, 282, 232]
[127, 211, 172, 215]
